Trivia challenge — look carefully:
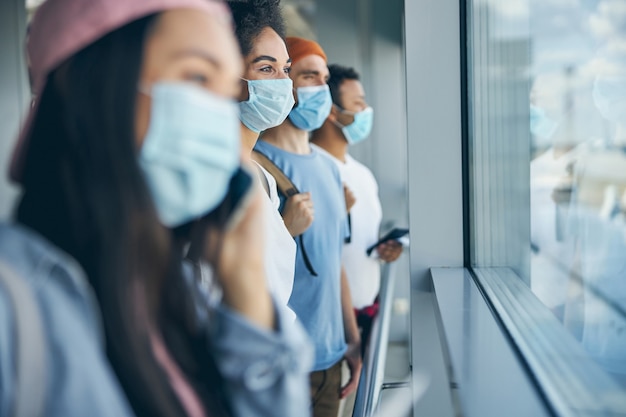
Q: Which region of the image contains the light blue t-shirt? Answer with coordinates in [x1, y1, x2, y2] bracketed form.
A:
[255, 140, 348, 371]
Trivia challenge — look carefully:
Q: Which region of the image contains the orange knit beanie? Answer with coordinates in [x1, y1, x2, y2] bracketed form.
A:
[286, 37, 327, 65]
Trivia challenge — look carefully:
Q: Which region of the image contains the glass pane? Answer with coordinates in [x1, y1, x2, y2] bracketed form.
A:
[468, 0, 626, 388]
[529, 0, 626, 387]
[467, 0, 532, 280]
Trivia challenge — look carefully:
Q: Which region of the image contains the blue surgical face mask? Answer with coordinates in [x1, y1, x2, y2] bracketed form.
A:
[530, 105, 558, 139]
[139, 82, 241, 227]
[239, 78, 295, 133]
[593, 75, 626, 124]
[288, 84, 333, 131]
[336, 106, 374, 145]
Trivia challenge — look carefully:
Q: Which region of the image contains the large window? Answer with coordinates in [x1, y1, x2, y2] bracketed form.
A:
[468, 0, 626, 389]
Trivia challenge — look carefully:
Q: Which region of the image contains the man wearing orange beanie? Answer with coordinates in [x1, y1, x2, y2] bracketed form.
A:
[254, 37, 362, 417]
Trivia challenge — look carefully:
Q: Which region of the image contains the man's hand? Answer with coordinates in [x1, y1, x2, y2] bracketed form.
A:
[340, 341, 362, 399]
[344, 184, 356, 213]
[282, 192, 314, 237]
[376, 240, 403, 263]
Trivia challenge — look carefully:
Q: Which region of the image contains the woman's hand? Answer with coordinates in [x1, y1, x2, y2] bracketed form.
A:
[205, 182, 275, 330]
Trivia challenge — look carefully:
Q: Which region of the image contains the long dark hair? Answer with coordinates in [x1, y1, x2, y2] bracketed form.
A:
[16, 14, 232, 417]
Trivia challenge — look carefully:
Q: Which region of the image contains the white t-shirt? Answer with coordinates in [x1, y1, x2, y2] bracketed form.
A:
[255, 162, 298, 321]
[313, 145, 383, 309]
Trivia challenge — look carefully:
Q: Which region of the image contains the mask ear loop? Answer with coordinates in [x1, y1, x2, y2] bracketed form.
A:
[335, 104, 356, 116]
[331, 104, 353, 129]
[330, 119, 347, 130]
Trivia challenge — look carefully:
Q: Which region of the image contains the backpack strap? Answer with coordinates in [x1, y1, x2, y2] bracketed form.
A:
[251, 150, 299, 198]
[345, 213, 352, 244]
[0, 260, 47, 417]
[251, 150, 319, 277]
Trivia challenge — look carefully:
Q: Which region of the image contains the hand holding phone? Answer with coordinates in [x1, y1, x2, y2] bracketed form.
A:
[366, 228, 409, 256]
[185, 167, 255, 263]
[376, 240, 403, 262]
[215, 181, 274, 328]
[187, 166, 274, 329]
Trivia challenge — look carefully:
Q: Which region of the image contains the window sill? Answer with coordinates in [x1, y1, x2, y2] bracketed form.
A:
[431, 267, 626, 417]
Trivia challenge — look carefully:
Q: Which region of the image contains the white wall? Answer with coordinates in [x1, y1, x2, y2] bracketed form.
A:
[404, 0, 463, 415]
[0, 0, 28, 220]
[316, 0, 408, 229]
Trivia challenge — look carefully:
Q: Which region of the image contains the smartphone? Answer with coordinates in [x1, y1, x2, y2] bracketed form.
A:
[213, 167, 255, 227]
[366, 227, 409, 256]
[184, 167, 254, 263]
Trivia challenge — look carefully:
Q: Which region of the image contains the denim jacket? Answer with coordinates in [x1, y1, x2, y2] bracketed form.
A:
[0, 223, 313, 417]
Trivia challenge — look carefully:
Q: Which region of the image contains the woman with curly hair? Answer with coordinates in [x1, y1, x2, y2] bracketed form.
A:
[227, 0, 314, 322]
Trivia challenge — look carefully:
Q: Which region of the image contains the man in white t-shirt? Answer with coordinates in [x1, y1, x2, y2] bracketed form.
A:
[311, 64, 403, 336]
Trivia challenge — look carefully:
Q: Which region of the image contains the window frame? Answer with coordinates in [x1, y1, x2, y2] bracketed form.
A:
[460, 0, 626, 414]
[405, 0, 626, 415]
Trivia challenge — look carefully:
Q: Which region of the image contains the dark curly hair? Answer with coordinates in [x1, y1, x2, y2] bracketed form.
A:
[227, 0, 285, 57]
[328, 64, 360, 108]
